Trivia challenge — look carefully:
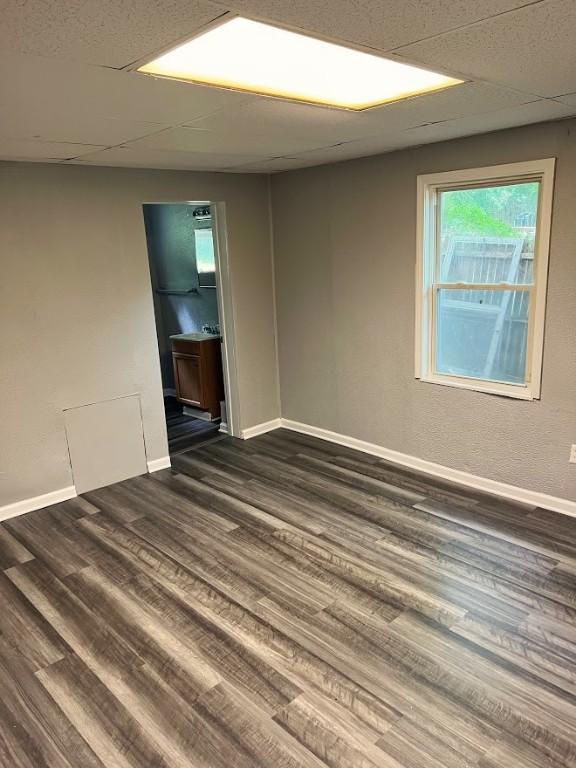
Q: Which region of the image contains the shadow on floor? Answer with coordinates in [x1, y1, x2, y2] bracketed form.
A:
[165, 396, 225, 455]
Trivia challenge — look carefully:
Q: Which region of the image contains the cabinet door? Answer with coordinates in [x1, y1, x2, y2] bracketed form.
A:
[173, 353, 202, 406]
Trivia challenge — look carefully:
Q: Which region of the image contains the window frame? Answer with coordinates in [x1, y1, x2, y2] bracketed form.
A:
[415, 158, 555, 400]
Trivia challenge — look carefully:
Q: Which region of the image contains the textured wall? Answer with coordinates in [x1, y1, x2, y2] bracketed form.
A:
[143, 203, 219, 390]
[0, 162, 279, 506]
[271, 118, 576, 502]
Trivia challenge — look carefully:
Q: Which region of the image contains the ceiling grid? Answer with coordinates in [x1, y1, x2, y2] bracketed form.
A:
[1, 0, 574, 171]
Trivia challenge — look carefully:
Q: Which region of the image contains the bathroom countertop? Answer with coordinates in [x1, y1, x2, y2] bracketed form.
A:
[169, 332, 221, 342]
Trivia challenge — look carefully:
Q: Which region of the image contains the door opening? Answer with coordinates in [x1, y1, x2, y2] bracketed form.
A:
[143, 201, 239, 456]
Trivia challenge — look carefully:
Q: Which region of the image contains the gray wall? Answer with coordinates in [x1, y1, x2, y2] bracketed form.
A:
[0, 162, 279, 507]
[271, 118, 576, 502]
[143, 203, 219, 390]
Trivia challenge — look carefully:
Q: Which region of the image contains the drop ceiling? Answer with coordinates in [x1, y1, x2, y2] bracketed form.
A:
[1, 0, 575, 173]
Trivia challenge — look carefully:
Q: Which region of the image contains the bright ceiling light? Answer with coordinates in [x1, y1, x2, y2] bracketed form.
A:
[137, 17, 463, 111]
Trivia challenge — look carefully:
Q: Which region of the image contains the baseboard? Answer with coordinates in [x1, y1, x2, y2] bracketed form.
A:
[219, 422, 229, 434]
[147, 456, 171, 473]
[0, 485, 77, 522]
[241, 418, 282, 440]
[280, 419, 576, 518]
[4, 423, 572, 524]
[182, 406, 213, 421]
[1, 457, 172, 522]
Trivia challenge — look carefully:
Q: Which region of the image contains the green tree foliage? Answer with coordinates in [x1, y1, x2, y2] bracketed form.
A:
[441, 182, 539, 237]
[442, 195, 514, 235]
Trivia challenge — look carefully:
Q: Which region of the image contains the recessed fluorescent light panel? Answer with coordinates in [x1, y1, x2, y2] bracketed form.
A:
[138, 17, 463, 111]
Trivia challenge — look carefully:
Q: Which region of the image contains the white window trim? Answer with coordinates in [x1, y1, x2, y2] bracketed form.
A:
[415, 158, 555, 400]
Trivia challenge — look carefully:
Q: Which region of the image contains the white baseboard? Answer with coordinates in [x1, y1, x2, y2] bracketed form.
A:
[182, 406, 213, 421]
[0, 485, 77, 522]
[219, 422, 229, 434]
[281, 419, 576, 518]
[241, 418, 282, 440]
[4, 422, 573, 524]
[1, 456, 171, 522]
[147, 456, 171, 473]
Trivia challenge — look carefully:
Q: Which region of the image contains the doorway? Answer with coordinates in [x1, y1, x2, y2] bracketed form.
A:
[143, 201, 239, 455]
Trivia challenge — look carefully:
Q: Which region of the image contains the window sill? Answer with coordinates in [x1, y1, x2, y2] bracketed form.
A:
[417, 373, 536, 400]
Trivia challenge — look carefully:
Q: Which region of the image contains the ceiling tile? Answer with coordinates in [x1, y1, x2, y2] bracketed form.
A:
[179, 81, 535, 152]
[2, 1, 574, 174]
[185, 97, 386, 144]
[233, 132, 419, 171]
[0, 0, 226, 67]
[0, 52, 248, 128]
[67, 145, 265, 171]
[0, 113, 168, 147]
[124, 125, 334, 156]
[394, 0, 576, 97]
[393, 99, 576, 143]
[0, 139, 105, 161]
[216, 0, 533, 52]
[555, 92, 576, 107]
[277, 136, 417, 167]
[225, 157, 307, 173]
[231, 99, 576, 172]
[357, 81, 535, 130]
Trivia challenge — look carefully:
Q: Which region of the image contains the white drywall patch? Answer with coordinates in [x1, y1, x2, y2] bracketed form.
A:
[64, 394, 147, 494]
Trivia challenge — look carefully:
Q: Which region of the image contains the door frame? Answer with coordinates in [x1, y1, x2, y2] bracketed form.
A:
[212, 201, 241, 438]
[142, 200, 241, 439]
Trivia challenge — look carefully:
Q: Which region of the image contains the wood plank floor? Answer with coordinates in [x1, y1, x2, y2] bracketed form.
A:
[2, 427, 576, 767]
[166, 412, 223, 455]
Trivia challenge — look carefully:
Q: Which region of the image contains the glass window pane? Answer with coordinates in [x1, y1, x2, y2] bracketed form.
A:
[439, 182, 539, 284]
[194, 228, 215, 274]
[435, 289, 529, 384]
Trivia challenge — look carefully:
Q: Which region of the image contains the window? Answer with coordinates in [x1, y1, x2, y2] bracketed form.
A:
[416, 159, 555, 399]
[194, 228, 216, 288]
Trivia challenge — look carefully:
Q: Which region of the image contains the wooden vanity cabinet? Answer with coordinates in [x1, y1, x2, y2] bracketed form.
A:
[171, 337, 224, 419]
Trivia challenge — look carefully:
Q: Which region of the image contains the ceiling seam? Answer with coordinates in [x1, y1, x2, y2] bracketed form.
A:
[386, 0, 548, 52]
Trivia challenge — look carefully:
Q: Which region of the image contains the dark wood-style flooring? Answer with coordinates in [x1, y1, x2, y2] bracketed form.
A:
[2, 428, 576, 767]
[166, 411, 223, 455]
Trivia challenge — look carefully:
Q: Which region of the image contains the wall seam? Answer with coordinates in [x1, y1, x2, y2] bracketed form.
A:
[267, 173, 283, 420]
